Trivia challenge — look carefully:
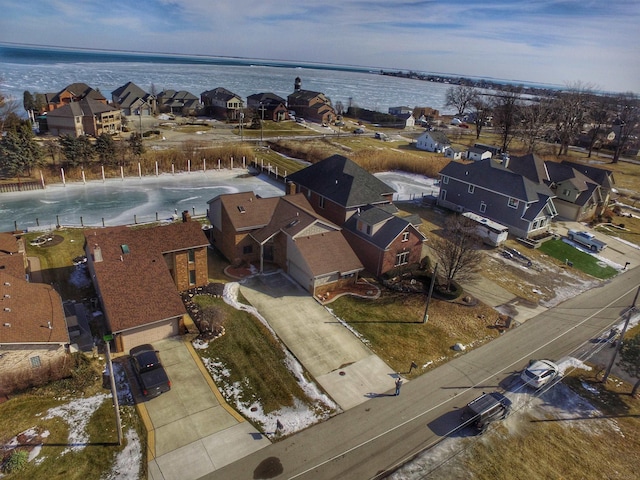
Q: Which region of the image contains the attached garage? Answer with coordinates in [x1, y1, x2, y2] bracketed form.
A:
[118, 317, 181, 353]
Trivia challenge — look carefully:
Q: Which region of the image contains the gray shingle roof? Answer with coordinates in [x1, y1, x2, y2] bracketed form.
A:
[286, 155, 396, 208]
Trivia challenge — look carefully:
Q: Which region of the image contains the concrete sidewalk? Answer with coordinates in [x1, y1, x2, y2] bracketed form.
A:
[240, 272, 400, 410]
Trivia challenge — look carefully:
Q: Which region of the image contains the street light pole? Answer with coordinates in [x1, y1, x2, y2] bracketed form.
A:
[423, 263, 438, 323]
[602, 285, 639, 383]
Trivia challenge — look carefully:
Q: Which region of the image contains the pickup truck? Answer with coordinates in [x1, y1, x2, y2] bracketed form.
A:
[130, 344, 171, 397]
[567, 229, 607, 252]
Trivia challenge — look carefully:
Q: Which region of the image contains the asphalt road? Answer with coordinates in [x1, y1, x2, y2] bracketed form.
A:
[202, 267, 640, 480]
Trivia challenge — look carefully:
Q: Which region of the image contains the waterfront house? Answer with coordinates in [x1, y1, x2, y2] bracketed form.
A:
[207, 192, 363, 297]
[287, 77, 336, 124]
[84, 220, 209, 352]
[201, 87, 244, 120]
[40, 82, 107, 113]
[285, 155, 395, 227]
[157, 90, 202, 116]
[247, 93, 289, 121]
[111, 81, 156, 116]
[342, 205, 426, 277]
[416, 131, 451, 153]
[47, 98, 122, 137]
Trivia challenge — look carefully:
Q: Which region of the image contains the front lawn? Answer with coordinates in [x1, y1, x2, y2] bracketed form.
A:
[328, 290, 501, 377]
[538, 238, 618, 279]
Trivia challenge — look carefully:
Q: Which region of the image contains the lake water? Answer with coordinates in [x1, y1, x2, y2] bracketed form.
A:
[0, 44, 456, 116]
[0, 45, 441, 232]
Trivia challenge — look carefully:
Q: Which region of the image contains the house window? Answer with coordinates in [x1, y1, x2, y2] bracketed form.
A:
[442, 176, 449, 185]
[440, 189, 447, 201]
[30, 356, 41, 368]
[480, 201, 487, 213]
[319, 196, 325, 209]
[188, 249, 195, 263]
[508, 197, 519, 209]
[396, 251, 409, 266]
[366, 225, 372, 235]
[402, 231, 410, 242]
[189, 269, 196, 285]
[243, 245, 253, 254]
[468, 185, 475, 194]
[562, 189, 571, 196]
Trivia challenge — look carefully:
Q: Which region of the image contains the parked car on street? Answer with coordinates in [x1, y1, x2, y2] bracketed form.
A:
[520, 359, 560, 389]
[130, 344, 171, 398]
[353, 127, 365, 134]
[567, 229, 607, 252]
[460, 391, 511, 434]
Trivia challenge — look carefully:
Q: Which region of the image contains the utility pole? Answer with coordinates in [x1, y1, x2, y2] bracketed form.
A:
[602, 286, 639, 383]
[423, 263, 437, 323]
[259, 103, 266, 146]
[104, 337, 123, 445]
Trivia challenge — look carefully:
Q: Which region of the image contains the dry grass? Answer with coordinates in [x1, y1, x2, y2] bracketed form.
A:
[329, 289, 501, 378]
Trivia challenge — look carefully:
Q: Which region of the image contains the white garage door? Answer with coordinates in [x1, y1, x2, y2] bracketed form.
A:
[288, 261, 312, 293]
[121, 318, 180, 352]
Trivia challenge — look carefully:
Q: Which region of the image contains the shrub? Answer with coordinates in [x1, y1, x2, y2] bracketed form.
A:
[3, 450, 28, 473]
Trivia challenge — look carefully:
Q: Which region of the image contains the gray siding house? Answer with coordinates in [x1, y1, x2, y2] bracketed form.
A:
[437, 158, 557, 238]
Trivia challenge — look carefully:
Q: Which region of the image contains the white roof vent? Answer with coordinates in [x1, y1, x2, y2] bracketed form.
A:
[3, 307, 11, 312]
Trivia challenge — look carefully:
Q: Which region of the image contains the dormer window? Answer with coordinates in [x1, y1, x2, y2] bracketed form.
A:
[508, 197, 519, 209]
[237, 205, 246, 213]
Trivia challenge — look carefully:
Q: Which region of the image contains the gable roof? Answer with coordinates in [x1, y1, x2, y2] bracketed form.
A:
[112, 82, 153, 108]
[288, 89, 327, 103]
[424, 131, 451, 145]
[47, 98, 119, 119]
[250, 194, 338, 244]
[294, 231, 363, 277]
[201, 87, 242, 102]
[440, 159, 554, 203]
[343, 206, 425, 249]
[50, 83, 106, 104]
[84, 222, 209, 333]
[0, 272, 68, 344]
[506, 154, 549, 184]
[286, 155, 396, 208]
[560, 161, 615, 189]
[247, 92, 286, 106]
[0, 233, 25, 279]
[210, 192, 280, 232]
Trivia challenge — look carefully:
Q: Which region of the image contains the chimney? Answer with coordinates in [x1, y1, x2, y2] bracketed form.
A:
[287, 181, 296, 195]
[182, 210, 191, 222]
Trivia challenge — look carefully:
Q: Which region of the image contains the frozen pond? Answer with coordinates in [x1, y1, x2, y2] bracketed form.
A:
[0, 170, 439, 233]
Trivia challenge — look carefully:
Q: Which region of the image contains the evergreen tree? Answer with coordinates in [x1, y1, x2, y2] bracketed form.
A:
[94, 133, 117, 165]
[0, 122, 44, 176]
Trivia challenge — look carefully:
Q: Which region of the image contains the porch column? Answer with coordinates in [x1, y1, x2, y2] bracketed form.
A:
[260, 243, 264, 273]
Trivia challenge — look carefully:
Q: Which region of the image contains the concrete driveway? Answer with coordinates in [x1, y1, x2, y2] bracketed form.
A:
[136, 337, 270, 480]
[239, 272, 399, 410]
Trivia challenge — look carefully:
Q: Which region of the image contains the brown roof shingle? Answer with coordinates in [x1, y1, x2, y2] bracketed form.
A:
[0, 272, 68, 344]
[84, 222, 209, 333]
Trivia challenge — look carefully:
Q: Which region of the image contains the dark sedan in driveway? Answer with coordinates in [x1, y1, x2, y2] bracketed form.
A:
[130, 344, 171, 398]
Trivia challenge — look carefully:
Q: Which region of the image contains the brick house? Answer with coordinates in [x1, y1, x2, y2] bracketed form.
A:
[46, 98, 122, 137]
[84, 220, 209, 352]
[287, 77, 336, 124]
[0, 234, 69, 395]
[207, 192, 363, 296]
[342, 206, 426, 277]
[285, 155, 425, 277]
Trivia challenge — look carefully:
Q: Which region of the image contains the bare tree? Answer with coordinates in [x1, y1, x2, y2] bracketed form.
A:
[431, 215, 484, 292]
[618, 334, 640, 397]
[470, 95, 490, 139]
[0, 85, 21, 133]
[444, 85, 479, 116]
[611, 92, 640, 163]
[519, 94, 555, 153]
[553, 82, 593, 157]
[491, 85, 523, 152]
[585, 93, 614, 158]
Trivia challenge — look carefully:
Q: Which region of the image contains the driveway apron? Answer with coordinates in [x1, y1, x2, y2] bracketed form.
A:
[239, 272, 398, 410]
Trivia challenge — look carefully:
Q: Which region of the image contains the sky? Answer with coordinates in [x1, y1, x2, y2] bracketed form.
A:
[1, 0, 639, 93]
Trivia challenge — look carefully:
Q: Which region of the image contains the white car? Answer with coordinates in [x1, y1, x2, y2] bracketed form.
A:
[520, 359, 560, 389]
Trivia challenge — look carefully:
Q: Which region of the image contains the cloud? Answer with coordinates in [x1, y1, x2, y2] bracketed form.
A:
[0, 0, 638, 92]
